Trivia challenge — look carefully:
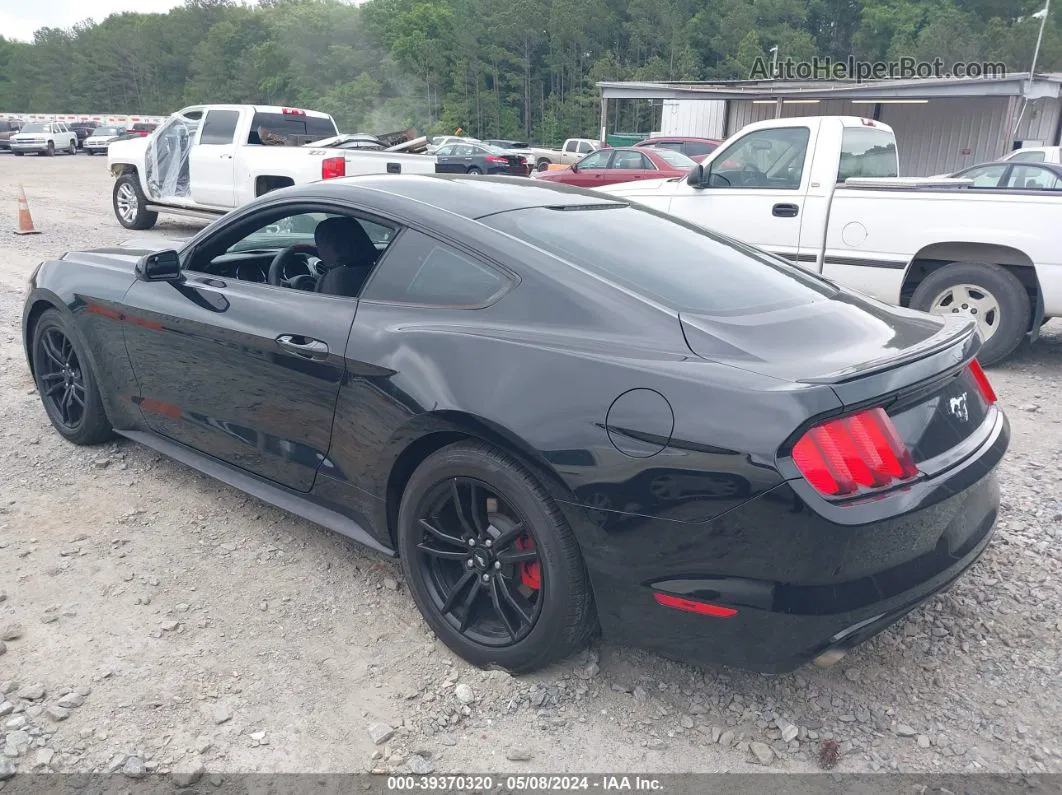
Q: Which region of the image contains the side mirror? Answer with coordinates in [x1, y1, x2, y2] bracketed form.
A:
[135, 249, 182, 282]
[570, 162, 579, 173]
[686, 164, 705, 188]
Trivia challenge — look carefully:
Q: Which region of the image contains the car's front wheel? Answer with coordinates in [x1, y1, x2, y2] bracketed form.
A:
[31, 309, 112, 445]
[67, 139, 77, 155]
[43, 141, 55, 157]
[113, 173, 159, 230]
[398, 441, 597, 673]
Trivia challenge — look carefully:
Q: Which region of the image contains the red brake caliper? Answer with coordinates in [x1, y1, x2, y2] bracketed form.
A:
[515, 536, 541, 591]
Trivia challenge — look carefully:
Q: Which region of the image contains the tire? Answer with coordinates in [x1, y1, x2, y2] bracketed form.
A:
[31, 309, 112, 446]
[67, 139, 77, 155]
[397, 441, 597, 673]
[14, 151, 24, 157]
[910, 261, 1030, 366]
[44, 141, 55, 157]
[113, 173, 158, 230]
[467, 166, 483, 175]
[535, 159, 551, 172]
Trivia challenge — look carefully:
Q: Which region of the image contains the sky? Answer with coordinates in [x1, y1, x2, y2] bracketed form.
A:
[2, 0, 207, 43]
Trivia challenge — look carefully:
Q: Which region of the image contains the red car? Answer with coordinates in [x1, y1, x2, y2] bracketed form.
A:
[633, 136, 722, 162]
[127, 122, 158, 137]
[532, 146, 697, 187]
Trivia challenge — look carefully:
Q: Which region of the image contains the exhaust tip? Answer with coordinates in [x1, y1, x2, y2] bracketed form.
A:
[813, 649, 848, 668]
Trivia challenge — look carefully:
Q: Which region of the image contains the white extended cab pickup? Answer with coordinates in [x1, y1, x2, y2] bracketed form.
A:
[107, 104, 437, 230]
[603, 116, 1062, 365]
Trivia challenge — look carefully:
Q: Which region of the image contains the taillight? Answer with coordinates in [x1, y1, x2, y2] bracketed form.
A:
[968, 359, 996, 403]
[485, 155, 508, 163]
[321, 156, 346, 180]
[792, 407, 918, 498]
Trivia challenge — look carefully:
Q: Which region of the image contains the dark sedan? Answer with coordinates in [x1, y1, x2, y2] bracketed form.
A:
[434, 142, 529, 175]
[951, 160, 1062, 190]
[23, 176, 1007, 674]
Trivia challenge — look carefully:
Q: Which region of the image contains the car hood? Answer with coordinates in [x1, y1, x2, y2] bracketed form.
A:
[597, 176, 683, 197]
[679, 290, 975, 385]
[107, 135, 149, 164]
[61, 238, 187, 269]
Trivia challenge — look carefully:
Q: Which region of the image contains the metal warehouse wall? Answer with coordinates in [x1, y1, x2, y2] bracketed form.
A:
[659, 99, 728, 137]
[1014, 97, 1062, 145]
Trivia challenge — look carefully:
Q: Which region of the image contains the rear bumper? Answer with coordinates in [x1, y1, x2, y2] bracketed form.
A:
[573, 410, 1007, 673]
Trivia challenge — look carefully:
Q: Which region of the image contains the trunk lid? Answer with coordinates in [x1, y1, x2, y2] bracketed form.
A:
[680, 299, 989, 466]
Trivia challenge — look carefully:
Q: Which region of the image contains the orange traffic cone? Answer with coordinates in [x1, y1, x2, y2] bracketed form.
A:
[14, 184, 40, 235]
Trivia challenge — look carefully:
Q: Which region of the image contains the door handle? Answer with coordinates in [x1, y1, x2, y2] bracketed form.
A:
[276, 334, 329, 360]
[773, 203, 799, 218]
[220, 154, 233, 160]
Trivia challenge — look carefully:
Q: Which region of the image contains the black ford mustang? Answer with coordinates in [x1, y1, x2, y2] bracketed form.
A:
[23, 176, 1008, 674]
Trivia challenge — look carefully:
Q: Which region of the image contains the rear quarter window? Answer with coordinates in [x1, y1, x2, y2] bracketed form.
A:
[363, 230, 512, 307]
[837, 128, 898, 182]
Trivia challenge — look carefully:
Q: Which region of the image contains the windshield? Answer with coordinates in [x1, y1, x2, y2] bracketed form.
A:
[653, 149, 697, 168]
[484, 205, 835, 315]
[21, 123, 49, 133]
[92, 127, 120, 136]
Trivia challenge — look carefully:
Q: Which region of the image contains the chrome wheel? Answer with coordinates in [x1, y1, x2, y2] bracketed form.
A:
[929, 283, 1000, 341]
[116, 183, 138, 223]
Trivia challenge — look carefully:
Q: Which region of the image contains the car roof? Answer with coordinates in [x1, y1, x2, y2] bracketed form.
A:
[305, 174, 625, 220]
[959, 160, 1062, 174]
[635, 136, 721, 144]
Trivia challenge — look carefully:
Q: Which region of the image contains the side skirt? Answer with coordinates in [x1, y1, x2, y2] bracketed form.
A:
[117, 429, 396, 558]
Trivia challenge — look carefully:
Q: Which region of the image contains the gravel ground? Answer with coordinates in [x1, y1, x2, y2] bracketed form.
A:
[0, 154, 1060, 781]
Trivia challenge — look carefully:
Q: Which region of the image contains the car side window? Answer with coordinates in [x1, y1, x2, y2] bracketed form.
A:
[612, 151, 650, 170]
[577, 141, 594, 154]
[435, 145, 454, 156]
[363, 229, 511, 307]
[1008, 151, 1046, 163]
[708, 127, 810, 189]
[200, 110, 240, 145]
[1007, 165, 1061, 189]
[578, 150, 612, 170]
[962, 165, 1007, 187]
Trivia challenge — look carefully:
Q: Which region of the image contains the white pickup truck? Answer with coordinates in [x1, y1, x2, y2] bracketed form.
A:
[525, 138, 602, 171]
[107, 104, 436, 230]
[603, 115, 1062, 365]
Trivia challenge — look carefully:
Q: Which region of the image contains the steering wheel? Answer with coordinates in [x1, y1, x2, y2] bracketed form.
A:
[268, 244, 319, 289]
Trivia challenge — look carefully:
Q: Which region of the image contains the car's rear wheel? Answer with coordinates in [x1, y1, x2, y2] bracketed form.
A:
[910, 262, 1030, 366]
[536, 159, 551, 172]
[467, 166, 483, 175]
[67, 139, 77, 155]
[31, 309, 112, 446]
[397, 441, 597, 673]
[113, 173, 159, 230]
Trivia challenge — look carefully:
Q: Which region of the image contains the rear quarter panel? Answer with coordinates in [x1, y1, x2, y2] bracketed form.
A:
[825, 188, 1062, 314]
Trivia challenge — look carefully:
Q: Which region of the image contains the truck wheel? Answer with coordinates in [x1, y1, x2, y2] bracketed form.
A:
[67, 139, 77, 155]
[536, 159, 551, 172]
[113, 173, 158, 231]
[910, 261, 1030, 366]
[44, 141, 55, 157]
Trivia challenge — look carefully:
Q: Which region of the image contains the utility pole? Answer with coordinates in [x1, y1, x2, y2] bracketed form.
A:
[769, 46, 779, 79]
[1011, 1, 1051, 147]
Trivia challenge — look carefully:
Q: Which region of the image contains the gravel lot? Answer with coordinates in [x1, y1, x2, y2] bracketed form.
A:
[0, 155, 1060, 781]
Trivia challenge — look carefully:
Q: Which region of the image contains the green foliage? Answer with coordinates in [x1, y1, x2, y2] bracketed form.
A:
[1, 0, 1060, 140]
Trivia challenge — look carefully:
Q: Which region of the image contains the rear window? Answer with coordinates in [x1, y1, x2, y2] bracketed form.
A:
[837, 128, 898, 182]
[249, 112, 337, 145]
[484, 205, 835, 315]
[685, 140, 718, 156]
[654, 149, 697, 168]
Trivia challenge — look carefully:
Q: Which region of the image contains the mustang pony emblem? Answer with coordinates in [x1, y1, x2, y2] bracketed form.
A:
[949, 392, 969, 422]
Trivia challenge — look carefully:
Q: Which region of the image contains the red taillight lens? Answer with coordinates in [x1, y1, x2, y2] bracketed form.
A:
[485, 155, 507, 163]
[653, 592, 737, 617]
[968, 359, 996, 403]
[792, 407, 917, 497]
[321, 156, 346, 180]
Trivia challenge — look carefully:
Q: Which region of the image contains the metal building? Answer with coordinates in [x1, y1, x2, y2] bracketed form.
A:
[597, 73, 1062, 176]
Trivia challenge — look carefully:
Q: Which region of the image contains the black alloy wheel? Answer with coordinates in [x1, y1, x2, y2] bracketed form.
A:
[398, 441, 597, 672]
[415, 477, 543, 646]
[36, 327, 87, 430]
[32, 309, 112, 445]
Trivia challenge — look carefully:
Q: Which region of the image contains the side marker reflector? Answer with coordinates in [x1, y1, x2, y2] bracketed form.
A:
[654, 592, 737, 617]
